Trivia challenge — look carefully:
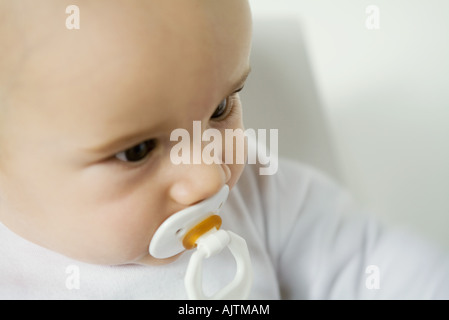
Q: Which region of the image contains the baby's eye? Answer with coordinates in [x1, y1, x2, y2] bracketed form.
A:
[211, 87, 244, 120]
[210, 97, 230, 120]
[115, 139, 157, 163]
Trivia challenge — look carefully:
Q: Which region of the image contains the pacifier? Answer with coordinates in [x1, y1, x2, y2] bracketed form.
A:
[149, 185, 253, 300]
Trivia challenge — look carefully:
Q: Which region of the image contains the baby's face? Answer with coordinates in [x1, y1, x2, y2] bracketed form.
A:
[0, 0, 252, 265]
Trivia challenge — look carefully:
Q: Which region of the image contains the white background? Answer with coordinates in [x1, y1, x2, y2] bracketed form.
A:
[243, 0, 449, 249]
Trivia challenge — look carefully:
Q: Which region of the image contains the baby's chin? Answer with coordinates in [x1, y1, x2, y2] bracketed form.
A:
[76, 250, 185, 267]
[133, 251, 185, 266]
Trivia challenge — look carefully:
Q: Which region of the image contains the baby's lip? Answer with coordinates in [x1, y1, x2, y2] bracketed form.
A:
[149, 185, 230, 259]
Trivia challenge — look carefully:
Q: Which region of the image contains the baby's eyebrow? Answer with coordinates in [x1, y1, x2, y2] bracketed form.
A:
[83, 129, 157, 157]
[231, 66, 251, 94]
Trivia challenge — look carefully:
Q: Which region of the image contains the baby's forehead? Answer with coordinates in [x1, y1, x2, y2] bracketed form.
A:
[4, 2, 249, 89]
[0, 2, 195, 96]
[0, 0, 251, 144]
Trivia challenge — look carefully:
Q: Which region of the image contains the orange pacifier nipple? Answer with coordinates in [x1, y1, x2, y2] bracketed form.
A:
[149, 185, 253, 300]
[182, 215, 222, 250]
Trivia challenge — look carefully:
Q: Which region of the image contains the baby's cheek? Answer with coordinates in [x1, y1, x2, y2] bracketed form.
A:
[94, 203, 160, 261]
[60, 193, 158, 265]
[224, 116, 247, 189]
[227, 162, 246, 190]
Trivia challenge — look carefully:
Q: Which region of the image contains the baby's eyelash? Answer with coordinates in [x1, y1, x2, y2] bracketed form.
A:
[210, 87, 245, 122]
[234, 85, 245, 94]
[115, 139, 157, 164]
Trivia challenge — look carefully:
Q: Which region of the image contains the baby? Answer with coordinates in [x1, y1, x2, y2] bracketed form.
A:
[0, 0, 448, 299]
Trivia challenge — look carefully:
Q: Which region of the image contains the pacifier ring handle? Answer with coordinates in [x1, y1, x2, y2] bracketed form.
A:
[184, 230, 253, 300]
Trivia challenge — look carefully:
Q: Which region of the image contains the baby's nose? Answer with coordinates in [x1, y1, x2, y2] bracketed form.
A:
[169, 162, 231, 207]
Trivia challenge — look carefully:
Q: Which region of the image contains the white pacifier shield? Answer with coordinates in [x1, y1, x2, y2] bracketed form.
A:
[149, 185, 230, 259]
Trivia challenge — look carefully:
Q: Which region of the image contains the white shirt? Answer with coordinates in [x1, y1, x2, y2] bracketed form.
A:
[1, 158, 448, 299]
